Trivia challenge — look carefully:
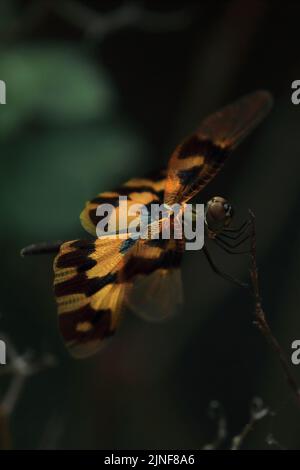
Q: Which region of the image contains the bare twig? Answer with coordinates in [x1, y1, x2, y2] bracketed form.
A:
[54, 1, 196, 40]
[202, 400, 227, 450]
[249, 210, 300, 408]
[0, 1, 196, 45]
[266, 433, 286, 450]
[0, 334, 56, 449]
[231, 397, 269, 450]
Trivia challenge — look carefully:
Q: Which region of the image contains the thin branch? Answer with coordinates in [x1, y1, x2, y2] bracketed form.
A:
[1, 348, 55, 416]
[0, 334, 56, 449]
[54, 1, 196, 40]
[231, 397, 269, 450]
[202, 401, 227, 450]
[266, 433, 286, 450]
[249, 210, 300, 408]
[0, 1, 196, 45]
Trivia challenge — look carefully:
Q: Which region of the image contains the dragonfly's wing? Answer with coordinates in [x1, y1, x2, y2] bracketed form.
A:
[53, 235, 136, 358]
[164, 90, 273, 205]
[80, 170, 166, 236]
[53, 231, 184, 356]
[124, 238, 184, 322]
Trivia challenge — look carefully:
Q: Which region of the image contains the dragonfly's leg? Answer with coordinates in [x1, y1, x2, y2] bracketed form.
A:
[20, 241, 64, 257]
[202, 246, 249, 289]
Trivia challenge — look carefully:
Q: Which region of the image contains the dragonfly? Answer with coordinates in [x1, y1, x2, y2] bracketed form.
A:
[21, 90, 273, 358]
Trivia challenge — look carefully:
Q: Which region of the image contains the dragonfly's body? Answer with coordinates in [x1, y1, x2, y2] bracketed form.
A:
[22, 91, 273, 358]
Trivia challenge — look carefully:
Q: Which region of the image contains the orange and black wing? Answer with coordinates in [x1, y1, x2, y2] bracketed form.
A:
[53, 235, 137, 358]
[53, 234, 184, 357]
[80, 170, 166, 237]
[124, 238, 184, 322]
[164, 90, 273, 205]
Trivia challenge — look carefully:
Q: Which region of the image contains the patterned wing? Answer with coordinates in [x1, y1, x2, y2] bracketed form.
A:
[124, 238, 184, 322]
[164, 90, 273, 205]
[80, 170, 166, 237]
[53, 233, 184, 356]
[53, 235, 136, 358]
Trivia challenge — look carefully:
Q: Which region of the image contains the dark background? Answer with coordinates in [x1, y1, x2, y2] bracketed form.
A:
[0, 0, 300, 450]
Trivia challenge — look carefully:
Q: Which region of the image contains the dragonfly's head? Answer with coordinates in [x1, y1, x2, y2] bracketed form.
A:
[205, 196, 234, 234]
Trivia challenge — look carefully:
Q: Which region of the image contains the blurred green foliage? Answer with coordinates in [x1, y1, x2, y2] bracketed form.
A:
[0, 44, 115, 134]
[0, 44, 145, 239]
